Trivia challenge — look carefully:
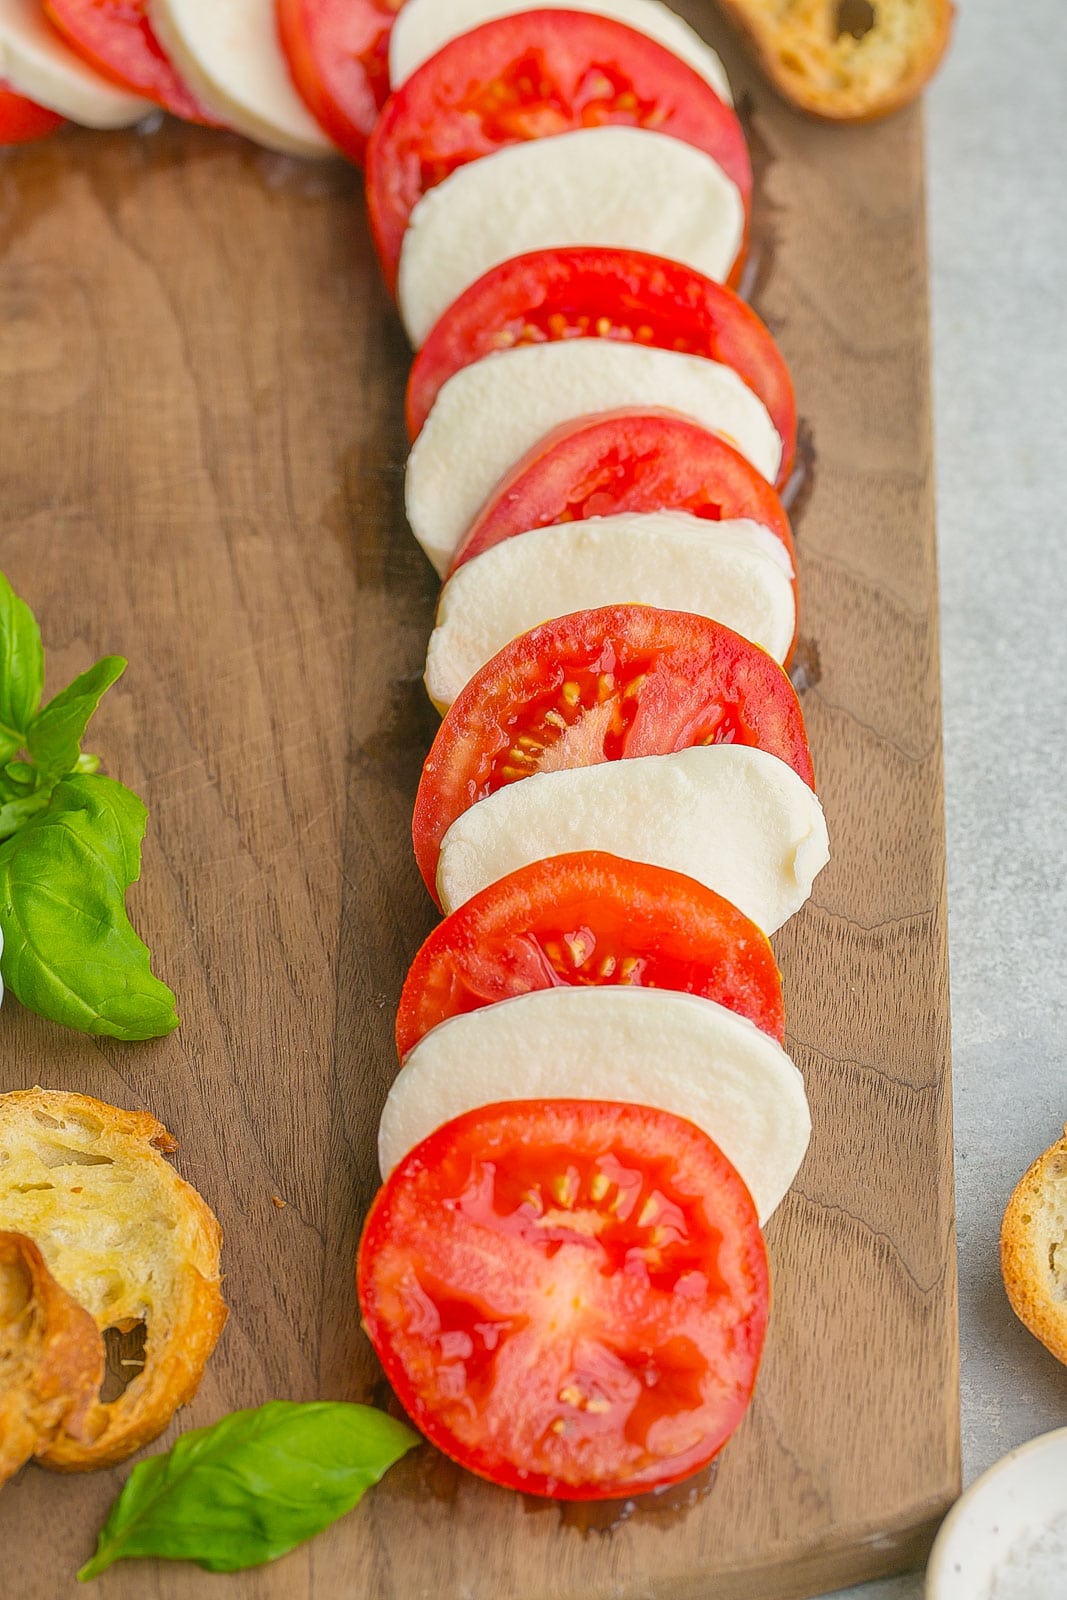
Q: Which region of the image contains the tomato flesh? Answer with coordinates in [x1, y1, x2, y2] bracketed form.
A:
[358, 1099, 769, 1498]
[367, 13, 751, 293]
[277, 0, 400, 164]
[413, 606, 815, 895]
[44, 0, 217, 121]
[0, 83, 64, 143]
[396, 851, 785, 1058]
[407, 246, 795, 486]
[453, 407, 795, 573]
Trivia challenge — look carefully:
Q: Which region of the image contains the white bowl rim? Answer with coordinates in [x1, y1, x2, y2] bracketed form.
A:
[926, 1425, 1067, 1597]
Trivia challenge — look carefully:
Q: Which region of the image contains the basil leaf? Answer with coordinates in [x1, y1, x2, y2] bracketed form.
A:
[0, 790, 51, 842]
[78, 1401, 419, 1580]
[27, 656, 127, 782]
[0, 774, 178, 1039]
[0, 570, 44, 757]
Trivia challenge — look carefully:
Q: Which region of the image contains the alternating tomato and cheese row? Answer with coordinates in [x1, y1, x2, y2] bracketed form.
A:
[1, 0, 830, 1510]
[0, 0, 739, 156]
[350, 8, 829, 1507]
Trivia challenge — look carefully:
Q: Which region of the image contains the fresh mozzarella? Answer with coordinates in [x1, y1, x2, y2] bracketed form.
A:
[378, 987, 810, 1223]
[425, 513, 795, 710]
[149, 0, 335, 157]
[437, 745, 829, 934]
[398, 127, 744, 347]
[0, 0, 151, 126]
[390, 0, 734, 105]
[407, 341, 781, 575]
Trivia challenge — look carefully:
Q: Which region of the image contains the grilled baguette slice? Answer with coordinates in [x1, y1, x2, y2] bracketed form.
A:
[0, 1088, 226, 1469]
[718, 0, 954, 122]
[1001, 1125, 1067, 1368]
[0, 1232, 105, 1485]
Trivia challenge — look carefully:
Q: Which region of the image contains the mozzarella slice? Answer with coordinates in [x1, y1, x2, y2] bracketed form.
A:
[0, 0, 151, 126]
[390, 0, 733, 105]
[398, 127, 744, 347]
[149, 0, 335, 157]
[425, 514, 795, 710]
[379, 987, 810, 1224]
[407, 341, 781, 575]
[437, 745, 829, 934]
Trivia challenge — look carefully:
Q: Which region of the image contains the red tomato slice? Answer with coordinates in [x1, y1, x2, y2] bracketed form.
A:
[366, 12, 751, 295]
[406, 247, 795, 486]
[453, 407, 795, 573]
[413, 606, 815, 896]
[396, 851, 785, 1059]
[277, 0, 400, 164]
[0, 82, 64, 143]
[43, 0, 218, 122]
[358, 1098, 769, 1499]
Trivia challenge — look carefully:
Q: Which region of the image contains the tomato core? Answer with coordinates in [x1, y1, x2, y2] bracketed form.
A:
[489, 649, 751, 791]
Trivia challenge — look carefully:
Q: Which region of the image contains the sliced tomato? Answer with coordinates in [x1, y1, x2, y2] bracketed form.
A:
[406, 246, 795, 486]
[277, 0, 400, 164]
[358, 1098, 769, 1499]
[396, 852, 785, 1059]
[413, 606, 815, 894]
[366, 12, 751, 295]
[0, 83, 64, 143]
[43, 0, 217, 122]
[453, 408, 795, 573]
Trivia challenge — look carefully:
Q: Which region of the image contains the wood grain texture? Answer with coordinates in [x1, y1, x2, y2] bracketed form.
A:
[0, 8, 958, 1595]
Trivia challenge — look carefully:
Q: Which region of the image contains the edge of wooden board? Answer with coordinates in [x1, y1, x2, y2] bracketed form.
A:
[0, 12, 959, 1596]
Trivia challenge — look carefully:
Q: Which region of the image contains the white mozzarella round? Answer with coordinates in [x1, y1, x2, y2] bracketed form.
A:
[389, 0, 734, 104]
[407, 341, 781, 575]
[378, 987, 810, 1224]
[0, 0, 152, 126]
[149, 0, 336, 157]
[425, 513, 795, 710]
[398, 127, 744, 347]
[437, 745, 829, 935]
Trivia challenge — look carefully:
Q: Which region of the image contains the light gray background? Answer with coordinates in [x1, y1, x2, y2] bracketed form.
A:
[819, 1, 1067, 1596]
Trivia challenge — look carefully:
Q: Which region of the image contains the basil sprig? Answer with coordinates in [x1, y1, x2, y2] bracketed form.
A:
[79, 1401, 419, 1580]
[0, 568, 45, 755]
[0, 776, 179, 1039]
[0, 569, 177, 1038]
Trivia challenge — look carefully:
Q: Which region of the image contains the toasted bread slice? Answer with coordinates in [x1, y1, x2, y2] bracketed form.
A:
[0, 1232, 105, 1485]
[1001, 1125, 1067, 1368]
[0, 1089, 227, 1470]
[718, 0, 955, 122]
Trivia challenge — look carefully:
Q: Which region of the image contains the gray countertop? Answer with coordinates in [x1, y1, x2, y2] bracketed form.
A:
[820, 1, 1067, 1596]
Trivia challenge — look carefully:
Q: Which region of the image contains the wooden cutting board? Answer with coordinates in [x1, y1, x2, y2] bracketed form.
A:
[0, 9, 959, 1596]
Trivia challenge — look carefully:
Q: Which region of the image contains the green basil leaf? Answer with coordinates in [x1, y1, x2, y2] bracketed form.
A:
[27, 655, 127, 782]
[0, 774, 178, 1039]
[0, 790, 51, 843]
[0, 570, 44, 757]
[78, 1401, 419, 1580]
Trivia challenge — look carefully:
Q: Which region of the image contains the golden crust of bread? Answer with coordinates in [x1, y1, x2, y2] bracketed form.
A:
[0, 1088, 227, 1471]
[1001, 1125, 1067, 1368]
[0, 1232, 106, 1485]
[717, 0, 955, 122]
